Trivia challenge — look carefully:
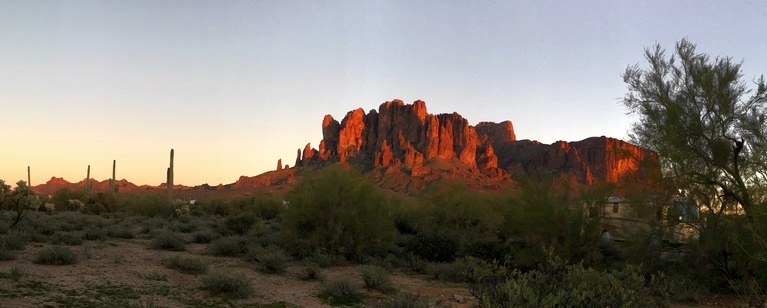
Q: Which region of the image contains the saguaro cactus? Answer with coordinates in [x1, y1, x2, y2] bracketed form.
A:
[110, 160, 117, 193]
[86, 165, 92, 195]
[27, 166, 31, 186]
[167, 149, 174, 202]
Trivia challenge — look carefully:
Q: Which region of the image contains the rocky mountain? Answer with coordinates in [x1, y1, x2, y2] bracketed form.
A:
[238, 99, 659, 192]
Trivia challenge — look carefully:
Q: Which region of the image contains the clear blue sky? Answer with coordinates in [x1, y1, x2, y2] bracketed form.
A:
[1, 1, 765, 186]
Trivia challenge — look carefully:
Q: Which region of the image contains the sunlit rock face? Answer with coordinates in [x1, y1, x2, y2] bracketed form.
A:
[287, 99, 659, 191]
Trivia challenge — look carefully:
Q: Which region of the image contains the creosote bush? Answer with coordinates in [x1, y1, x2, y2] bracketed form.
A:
[299, 262, 322, 281]
[358, 265, 394, 293]
[282, 166, 396, 261]
[246, 245, 288, 274]
[200, 271, 253, 299]
[207, 236, 248, 256]
[149, 232, 186, 251]
[34, 246, 78, 265]
[319, 275, 363, 305]
[163, 255, 208, 275]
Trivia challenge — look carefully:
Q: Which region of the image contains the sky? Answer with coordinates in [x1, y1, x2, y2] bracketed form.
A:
[1, 1, 765, 186]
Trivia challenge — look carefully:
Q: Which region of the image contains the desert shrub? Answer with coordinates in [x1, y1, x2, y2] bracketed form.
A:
[207, 236, 248, 256]
[301, 249, 346, 268]
[425, 259, 474, 283]
[224, 212, 258, 235]
[34, 246, 78, 265]
[123, 194, 173, 217]
[245, 245, 288, 274]
[0, 246, 16, 261]
[140, 216, 169, 234]
[319, 275, 363, 305]
[376, 292, 428, 308]
[462, 238, 509, 262]
[358, 265, 394, 293]
[149, 232, 186, 251]
[470, 258, 667, 308]
[106, 226, 135, 239]
[299, 262, 323, 281]
[163, 255, 208, 275]
[0, 234, 26, 250]
[50, 188, 87, 211]
[200, 271, 252, 298]
[82, 226, 108, 241]
[173, 221, 197, 233]
[50, 232, 84, 246]
[10, 266, 25, 282]
[192, 229, 220, 244]
[405, 231, 459, 262]
[282, 166, 396, 261]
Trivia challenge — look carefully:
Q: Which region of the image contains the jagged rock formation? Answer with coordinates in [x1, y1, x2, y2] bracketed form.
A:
[238, 99, 658, 192]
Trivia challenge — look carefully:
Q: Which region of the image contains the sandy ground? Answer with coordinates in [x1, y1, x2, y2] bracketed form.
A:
[0, 238, 478, 307]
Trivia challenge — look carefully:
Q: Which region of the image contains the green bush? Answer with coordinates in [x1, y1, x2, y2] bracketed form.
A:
[405, 232, 459, 262]
[50, 232, 84, 246]
[200, 271, 253, 298]
[106, 226, 135, 239]
[163, 255, 208, 275]
[299, 262, 322, 281]
[192, 229, 220, 244]
[0, 234, 26, 250]
[246, 245, 288, 274]
[34, 246, 78, 265]
[82, 226, 108, 241]
[0, 246, 16, 261]
[282, 166, 396, 261]
[471, 260, 668, 308]
[425, 259, 473, 283]
[207, 236, 249, 256]
[358, 265, 394, 293]
[224, 212, 257, 235]
[149, 232, 186, 251]
[319, 275, 362, 305]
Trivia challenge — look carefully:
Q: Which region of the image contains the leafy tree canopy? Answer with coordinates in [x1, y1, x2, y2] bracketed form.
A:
[622, 39, 767, 223]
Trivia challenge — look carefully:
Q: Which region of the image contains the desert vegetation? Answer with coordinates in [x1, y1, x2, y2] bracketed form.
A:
[0, 39, 764, 307]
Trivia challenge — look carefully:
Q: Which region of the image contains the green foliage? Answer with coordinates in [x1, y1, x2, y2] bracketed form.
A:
[200, 271, 253, 299]
[50, 188, 87, 211]
[358, 265, 394, 293]
[51, 232, 84, 246]
[622, 38, 767, 222]
[246, 245, 288, 274]
[2, 181, 41, 229]
[106, 225, 135, 239]
[298, 262, 322, 281]
[123, 194, 174, 217]
[224, 212, 257, 235]
[10, 266, 25, 283]
[319, 275, 363, 305]
[0, 233, 26, 250]
[405, 231, 459, 263]
[282, 165, 396, 261]
[208, 236, 249, 256]
[192, 229, 220, 244]
[163, 255, 208, 275]
[148, 232, 186, 251]
[34, 246, 78, 265]
[471, 258, 668, 308]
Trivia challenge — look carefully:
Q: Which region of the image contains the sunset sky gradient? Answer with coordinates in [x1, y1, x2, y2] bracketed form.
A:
[1, 1, 765, 186]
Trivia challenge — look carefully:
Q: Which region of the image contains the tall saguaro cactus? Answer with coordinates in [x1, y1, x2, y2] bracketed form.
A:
[110, 160, 117, 193]
[167, 149, 174, 203]
[86, 165, 92, 195]
[27, 166, 31, 186]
